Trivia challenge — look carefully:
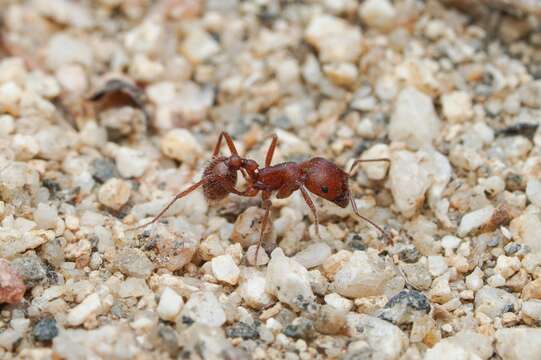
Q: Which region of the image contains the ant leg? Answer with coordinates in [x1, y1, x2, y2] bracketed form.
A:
[255, 191, 272, 263]
[212, 132, 225, 156]
[349, 192, 387, 236]
[127, 178, 208, 231]
[224, 181, 259, 197]
[223, 131, 240, 156]
[349, 158, 391, 176]
[265, 134, 278, 167]
[299, 186, 320, 238]
[212, 131, 241, 156]
[214, 131, 251, 180]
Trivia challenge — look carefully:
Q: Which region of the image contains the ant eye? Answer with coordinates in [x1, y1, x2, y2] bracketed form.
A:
[321, 186, 329, 193]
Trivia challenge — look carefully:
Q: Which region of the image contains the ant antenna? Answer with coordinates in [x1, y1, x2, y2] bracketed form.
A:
[348, 157, 391, 177]
[349, 193, 386, 235]
[347, 157, 391, 239]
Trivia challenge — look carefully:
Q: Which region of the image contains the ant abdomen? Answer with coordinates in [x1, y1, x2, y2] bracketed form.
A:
[203, 156, 238, 201]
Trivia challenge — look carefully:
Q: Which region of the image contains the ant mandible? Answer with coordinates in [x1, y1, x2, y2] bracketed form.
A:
[130, 132, 390, 259]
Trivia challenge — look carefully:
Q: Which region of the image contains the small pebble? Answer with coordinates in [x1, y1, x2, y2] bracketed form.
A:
[157, 287, 184, 322]
[114, 248, 154, 278]
[0, 259, 26, 304]
[160, 129, 203, 165]
[333, 250, 391, 298]
[211, 254, 240, 285]
[32, 318, 59, 342]
[98, 178, 131, 210]
[389, 87, 440, 149]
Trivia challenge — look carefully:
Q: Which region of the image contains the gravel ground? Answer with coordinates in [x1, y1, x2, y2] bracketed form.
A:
[0, 0, 540, 359]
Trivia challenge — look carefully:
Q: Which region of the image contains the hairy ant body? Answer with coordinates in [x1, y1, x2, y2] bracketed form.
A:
[131, 132, 390, 258]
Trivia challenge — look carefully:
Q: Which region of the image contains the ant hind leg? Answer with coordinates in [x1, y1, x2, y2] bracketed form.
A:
[127, 178, 208, 232]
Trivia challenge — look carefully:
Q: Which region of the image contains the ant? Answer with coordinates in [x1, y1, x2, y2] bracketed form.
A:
[130, 132, 390, 259]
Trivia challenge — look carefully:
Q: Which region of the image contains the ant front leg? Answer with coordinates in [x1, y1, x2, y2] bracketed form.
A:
[299, 186, 320, 238]
[265, 134, 278, 167]
[349, 192, 388, 240]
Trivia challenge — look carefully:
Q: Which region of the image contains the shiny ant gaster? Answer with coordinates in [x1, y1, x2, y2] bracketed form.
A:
[131, 132, 390, 258]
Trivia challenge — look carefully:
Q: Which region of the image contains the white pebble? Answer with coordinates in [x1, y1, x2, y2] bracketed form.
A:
[0, 115, 15, 136]
[359, 0, 396, 30]
[428, 256, 448, 277]
[211, 255, 240, 285]
[160, 129, 203, 165]
[389, 87, 440, 149]
[323, 62, 358, 88]
[239, 271, 273, 309]
[293, 242, 332, 268]
[494, 255, 521, 279]
[359, 144, 390, 180]
[33, 203, 58, 230]
[115, 147, 150, 178]
[157, 287, 184, 321]
[118, 277, 150, 298]
[389, 151, 430, 217]
[457, 206, 494, 237]
[98, 178, 131, 210]
[67, 293, 101, 326]
[246, 245, 270, 266]
[466, 267, 484, 291]
[55, 64, 88, 95]
[324, 293, 353, 313]
[45, 33, 93, 69]
[333, 250, 391, 298]
[182, 29, 220, 64]
[522, 300, 541, 322]
[526, 179, 541, 208]
[305, 14, 362, 63]
[441, 235, 461, 251]
[12, 134, 39, 160]
[266, 248, 314, 309]
[441, 91, 473, 122]
[0, 82, 23, 113]
[510, 213, 541, 253]
[180, 291, 226, 327]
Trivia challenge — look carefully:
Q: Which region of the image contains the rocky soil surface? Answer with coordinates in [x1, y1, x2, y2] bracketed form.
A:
[0, 0, 540, 359]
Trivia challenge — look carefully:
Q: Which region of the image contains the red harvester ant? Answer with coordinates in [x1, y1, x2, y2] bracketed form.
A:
[130, 132, 390, 258]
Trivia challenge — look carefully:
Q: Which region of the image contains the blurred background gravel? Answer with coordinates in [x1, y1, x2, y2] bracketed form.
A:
[0, 0, 540, 359]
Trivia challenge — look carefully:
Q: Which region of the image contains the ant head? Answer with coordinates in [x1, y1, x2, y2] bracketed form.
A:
[302, 157, 350, 208]
[228, 155, 243, 169]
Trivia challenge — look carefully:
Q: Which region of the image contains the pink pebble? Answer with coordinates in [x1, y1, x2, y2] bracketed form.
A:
[0, 259, 26, 304]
